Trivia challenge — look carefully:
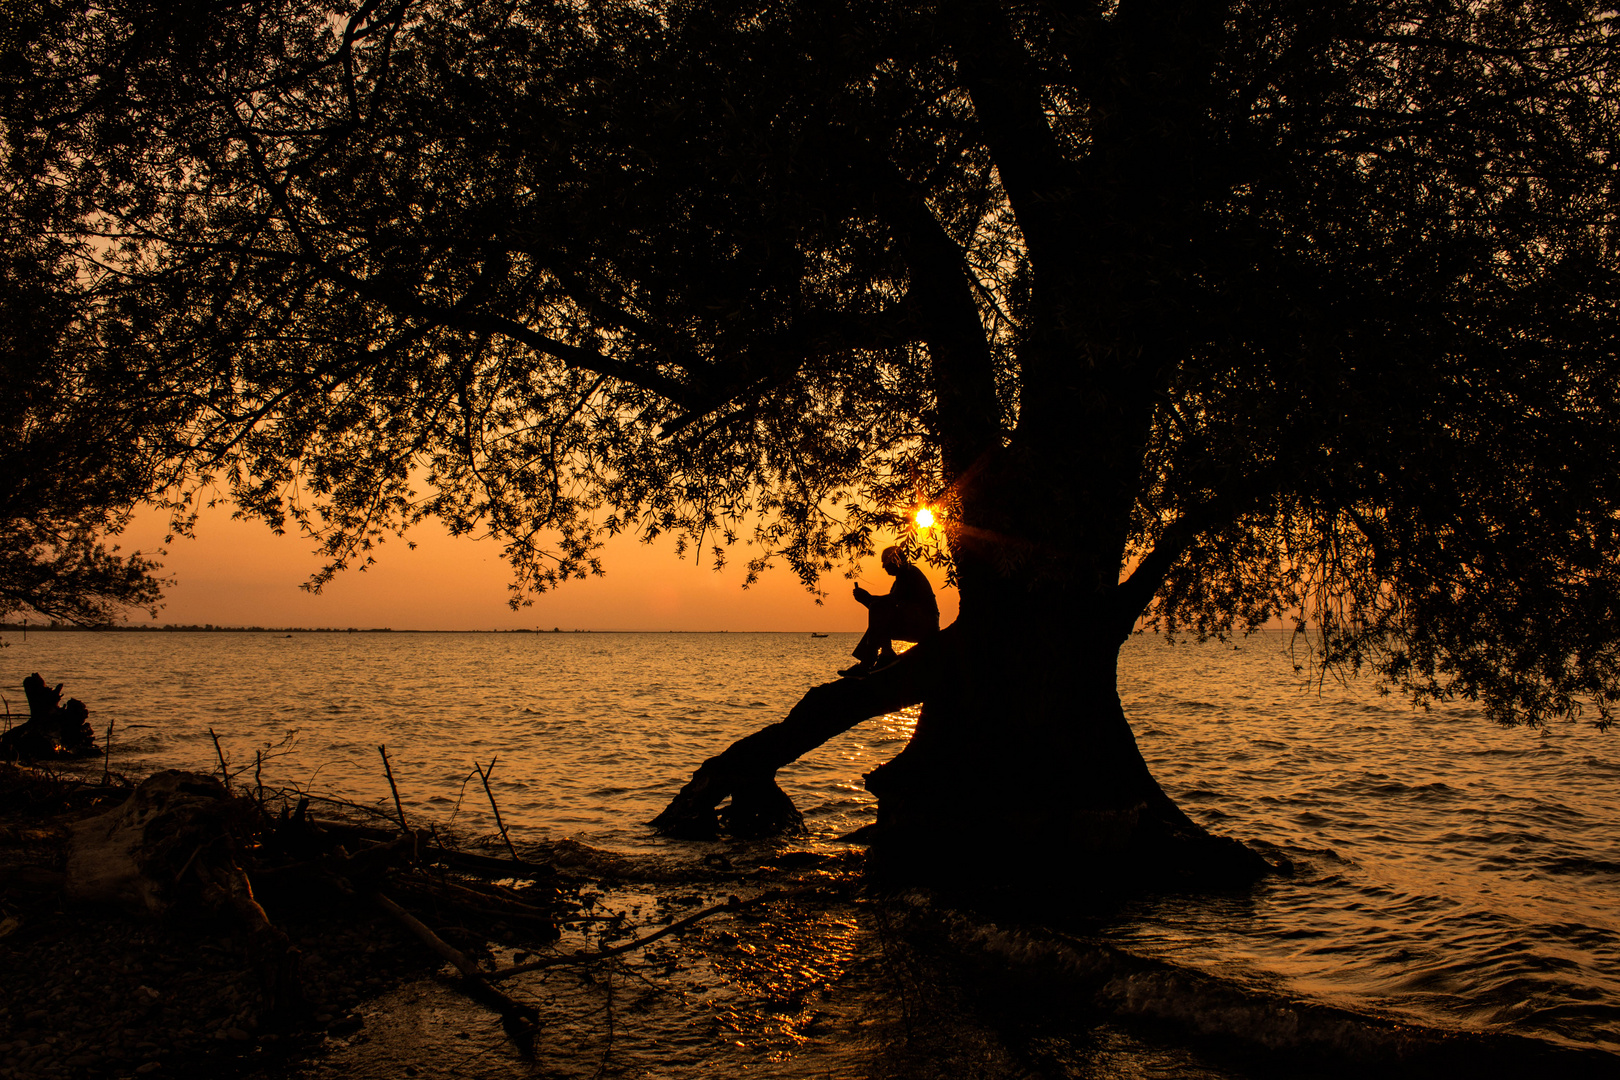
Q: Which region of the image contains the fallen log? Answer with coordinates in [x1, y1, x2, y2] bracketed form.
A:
[64, 770, 304, 1016]
[302, 815, 558, 880]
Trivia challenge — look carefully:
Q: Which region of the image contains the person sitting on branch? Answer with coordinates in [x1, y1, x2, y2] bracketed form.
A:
[839, 546, 939, 678]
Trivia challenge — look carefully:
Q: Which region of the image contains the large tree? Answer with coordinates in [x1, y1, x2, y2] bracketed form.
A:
[7, 0, 1618, 886]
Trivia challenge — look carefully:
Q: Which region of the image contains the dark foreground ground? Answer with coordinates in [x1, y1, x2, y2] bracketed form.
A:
[4, 763, 1615, 1080]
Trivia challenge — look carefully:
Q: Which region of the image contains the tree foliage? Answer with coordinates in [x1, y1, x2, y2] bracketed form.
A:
[0, 181, 165, 624]
[5, 0, 1619, 721]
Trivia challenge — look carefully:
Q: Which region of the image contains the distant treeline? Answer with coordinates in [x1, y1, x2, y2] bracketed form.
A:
[0, 624, 839, 635]
[0, 623, 597, 634]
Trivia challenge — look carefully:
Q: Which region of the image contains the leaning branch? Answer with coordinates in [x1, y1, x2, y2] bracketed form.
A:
[650, 630, 947, 838]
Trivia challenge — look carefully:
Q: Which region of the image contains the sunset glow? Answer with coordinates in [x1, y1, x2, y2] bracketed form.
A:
[915, 507, 937, 529]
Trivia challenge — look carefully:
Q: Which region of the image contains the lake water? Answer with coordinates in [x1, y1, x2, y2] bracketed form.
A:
[4, 629, 1617, 1071]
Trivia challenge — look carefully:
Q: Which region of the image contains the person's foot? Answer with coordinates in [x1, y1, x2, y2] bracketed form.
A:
[839, 661, 874, 678]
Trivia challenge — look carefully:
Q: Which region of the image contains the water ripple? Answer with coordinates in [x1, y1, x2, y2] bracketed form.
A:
[4, 629, 1616, 1055]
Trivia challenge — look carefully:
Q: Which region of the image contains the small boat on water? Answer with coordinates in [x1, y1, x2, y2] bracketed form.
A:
[810, 632, 829, 638]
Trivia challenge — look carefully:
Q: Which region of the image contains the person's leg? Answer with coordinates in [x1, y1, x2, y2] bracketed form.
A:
[851, 624, 884, 663]
[843, 603, 896, 675]
[867, 603, 907, 664]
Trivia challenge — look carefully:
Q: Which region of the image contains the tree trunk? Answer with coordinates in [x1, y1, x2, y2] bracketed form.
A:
[862, 612, 1268, 892]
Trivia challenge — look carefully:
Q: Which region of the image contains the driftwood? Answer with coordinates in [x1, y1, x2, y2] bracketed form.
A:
[67, 770, 240, 913]
[66, 770, 304, 1014]
[13, 736, 848, 1059]
[373, 891, 542, 1054]
[57, 762, 567, 1044]
[650, 634, 943, 838]
[1, 673, 98, 760]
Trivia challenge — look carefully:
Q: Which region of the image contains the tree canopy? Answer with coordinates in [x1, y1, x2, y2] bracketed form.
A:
[0, 180, 165, 624]
[5, 0, 1620, 724]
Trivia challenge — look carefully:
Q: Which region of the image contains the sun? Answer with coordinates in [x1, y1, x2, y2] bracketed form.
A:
[914, 506, 937, 529]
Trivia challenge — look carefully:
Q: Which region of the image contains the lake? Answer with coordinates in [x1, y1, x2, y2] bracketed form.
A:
[4, 629, 1616, 1070]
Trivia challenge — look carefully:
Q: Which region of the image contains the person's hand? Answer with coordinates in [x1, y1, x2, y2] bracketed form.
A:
[853, 585, 871, 602]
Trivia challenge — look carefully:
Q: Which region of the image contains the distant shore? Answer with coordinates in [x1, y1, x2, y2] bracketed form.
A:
[0, 624, 856, 635]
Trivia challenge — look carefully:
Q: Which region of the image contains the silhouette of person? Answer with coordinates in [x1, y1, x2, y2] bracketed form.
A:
[840, 546, 939, 677]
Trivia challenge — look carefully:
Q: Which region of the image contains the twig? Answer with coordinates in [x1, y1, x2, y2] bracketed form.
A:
[372, 891, 539, 1055]
[378, 745, 408, 831]
[594, 959, 615, 1079]
[487, 886, 820, 981]
[101, 716, 115, 785]
[448, 767, 477, 828]
[475, 757, 521, 863]
[209, 728, 230, 791]
[401, 876, 556, 919]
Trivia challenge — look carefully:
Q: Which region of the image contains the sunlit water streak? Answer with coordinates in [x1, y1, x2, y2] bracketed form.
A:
[3, 630, 1615, 1059]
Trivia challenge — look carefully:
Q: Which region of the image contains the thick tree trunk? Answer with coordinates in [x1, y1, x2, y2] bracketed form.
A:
[861, 615, 1268, 892]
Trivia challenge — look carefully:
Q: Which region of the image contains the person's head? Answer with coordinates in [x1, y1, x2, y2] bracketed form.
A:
[880, 546, 906, 575]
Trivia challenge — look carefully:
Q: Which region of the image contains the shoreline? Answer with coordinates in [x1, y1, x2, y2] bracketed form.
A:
[4, 761, 1616, 1079]
[0, 626, 866, 636]
[0, 763, 448, 1080]
[0, 761, 866, 1080]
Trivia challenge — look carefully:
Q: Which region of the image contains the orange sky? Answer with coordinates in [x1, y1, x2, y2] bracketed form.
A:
[112, 503, 958, 632]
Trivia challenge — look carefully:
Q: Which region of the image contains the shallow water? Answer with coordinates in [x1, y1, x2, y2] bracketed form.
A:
[4, 629, 1616, 1065]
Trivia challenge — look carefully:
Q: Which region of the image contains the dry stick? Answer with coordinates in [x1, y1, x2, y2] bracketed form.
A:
[410, 876, 556, 919]
[595, 959, 616, 1080]
[377, 745, 408, 832]
[487, 886, 821, 981]
[475, 757, 522, 863]
[100, 716, 115, 785]
[372, 891, 539, 1054]
[209, 728, 230, 791]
